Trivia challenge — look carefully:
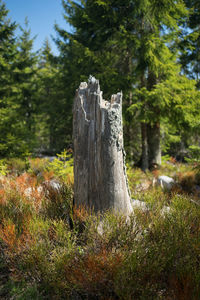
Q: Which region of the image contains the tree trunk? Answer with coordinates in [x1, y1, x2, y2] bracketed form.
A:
[140, 72, 149, 171]
[147, 123, 161, 168]
[73, 76, 132, 214]
[141, 122, 149, 171]
[146, 70, 161, 168]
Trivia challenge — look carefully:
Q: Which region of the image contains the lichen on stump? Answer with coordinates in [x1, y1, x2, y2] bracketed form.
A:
[73, 76, 132, 214]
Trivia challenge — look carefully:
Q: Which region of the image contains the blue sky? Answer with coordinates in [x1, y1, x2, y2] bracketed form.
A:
[5, 0, 71, 55]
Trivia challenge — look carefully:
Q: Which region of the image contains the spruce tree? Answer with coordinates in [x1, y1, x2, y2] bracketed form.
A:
[55, 0, 200, 168]
[12, 18, 39, 154]
[38, 37, 75, 154]
[0, 0, 21, 157]
[180, 0, 200, 88]
[37, 38, 60, 153]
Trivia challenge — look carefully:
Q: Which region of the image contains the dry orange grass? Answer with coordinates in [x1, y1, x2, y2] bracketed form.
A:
[169, 273, 196, 300]
[73, 205, 90, 223]
[4, 173, 44, 212]
[65, 248, 123, 297]
[177, 171, 196, 192]
[0, 220, 17, 251]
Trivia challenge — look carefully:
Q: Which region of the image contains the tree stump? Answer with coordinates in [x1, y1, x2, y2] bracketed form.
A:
[73, 76, 132, 214]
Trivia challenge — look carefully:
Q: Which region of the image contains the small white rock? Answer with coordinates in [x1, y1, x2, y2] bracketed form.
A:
[155, 175, 175, 191]
[131, 199, 148, 211]
[44, 180, 61, 190]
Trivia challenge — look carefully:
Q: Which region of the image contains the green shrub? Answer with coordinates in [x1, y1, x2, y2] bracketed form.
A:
[126, 164, 152, 196]
[28, 158, 49, 176]
[17, 217, 77, 297]
[0, 159, 8, 176]
[7, 158, 29, 175]
[185, 145, 200, 163]
[47, 150, 73, 183]
[114, 194, 200, 299]
[1, 161, 200, 299]
[41, 181, 73, 221]
[2, 280, 43, 300]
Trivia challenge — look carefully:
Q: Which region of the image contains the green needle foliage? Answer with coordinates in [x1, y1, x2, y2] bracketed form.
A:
[55, 0, 200, 169]
[0, 0, 200, 165]
[0, 6, 38, 157]
[13, 18, 39, 152]
[180, 0, 200, 88]
[0, 0, 19, 156]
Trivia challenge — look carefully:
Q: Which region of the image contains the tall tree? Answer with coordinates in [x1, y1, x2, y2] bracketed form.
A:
[38, 36, 76, 154]
[37, 38, 61, 153]
[0, 0, 21, 157]
[12, 18, 39, 153]
[0, 9, 42, 157]
[57, 0, 200, 170]
[55, 0, 146, 159]
[180, 0, 200, 88]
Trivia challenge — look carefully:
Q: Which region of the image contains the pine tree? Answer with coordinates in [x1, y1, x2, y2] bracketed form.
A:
[12, 18, 39, 153]
[55, 0, 141, 155]
[55, 0, 200, 168]
[37, 38, 60, 153]
[180, 0, 200, 88]
[37, 37, 75, 154]
[0, 0, 20, 157]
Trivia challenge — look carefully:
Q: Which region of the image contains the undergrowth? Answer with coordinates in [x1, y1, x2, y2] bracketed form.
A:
[0, 156, 199, 299]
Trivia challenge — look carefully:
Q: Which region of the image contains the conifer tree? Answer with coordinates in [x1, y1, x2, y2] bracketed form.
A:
[15, 19, 38, 126]
[0, 0, 20, 157]
[38, 37, 74, 153]
[12, 18, 39, 153]
[57, 0, 200, 169]
[180, 0, 200, 88]
[37, 38, 60, 153]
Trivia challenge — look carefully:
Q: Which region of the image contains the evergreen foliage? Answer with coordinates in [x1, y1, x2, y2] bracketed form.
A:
[37, 38, 60, 152]
[181, 0, 200, 87]
[0, 0, 19, 156]
[0, 6, 38, 157]
[13, 18, 39, 152]
[0, 0, 199, 167]
[56, 0, 200, 169]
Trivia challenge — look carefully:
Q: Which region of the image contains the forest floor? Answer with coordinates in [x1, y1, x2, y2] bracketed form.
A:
[0, 155, 200, 299]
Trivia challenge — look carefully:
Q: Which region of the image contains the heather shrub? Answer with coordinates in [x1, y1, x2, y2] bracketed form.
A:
[0, 159, 8, 176]
[7, 158, 28, 175]
[114, 194, 200, 299]
[177, 171, 197, 193]
[195, 166, 200, 185]
[41, 181, 73, 221]
[7, 282, 43, 300]
[0, 159, 200, 299]
[0, 181, 34, 232]
[28, 157, 49, 176]
[64, 247, 123, 299]
[15, 217, 78, 297]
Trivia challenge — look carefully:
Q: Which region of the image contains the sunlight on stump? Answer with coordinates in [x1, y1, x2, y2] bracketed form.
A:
[73, 76, 133, 214]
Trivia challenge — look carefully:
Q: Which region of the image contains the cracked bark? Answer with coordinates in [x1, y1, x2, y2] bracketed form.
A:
[73, 76, 132, 214]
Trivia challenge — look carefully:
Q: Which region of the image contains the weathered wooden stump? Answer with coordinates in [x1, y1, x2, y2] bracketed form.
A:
[73, 76, 132, 214]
